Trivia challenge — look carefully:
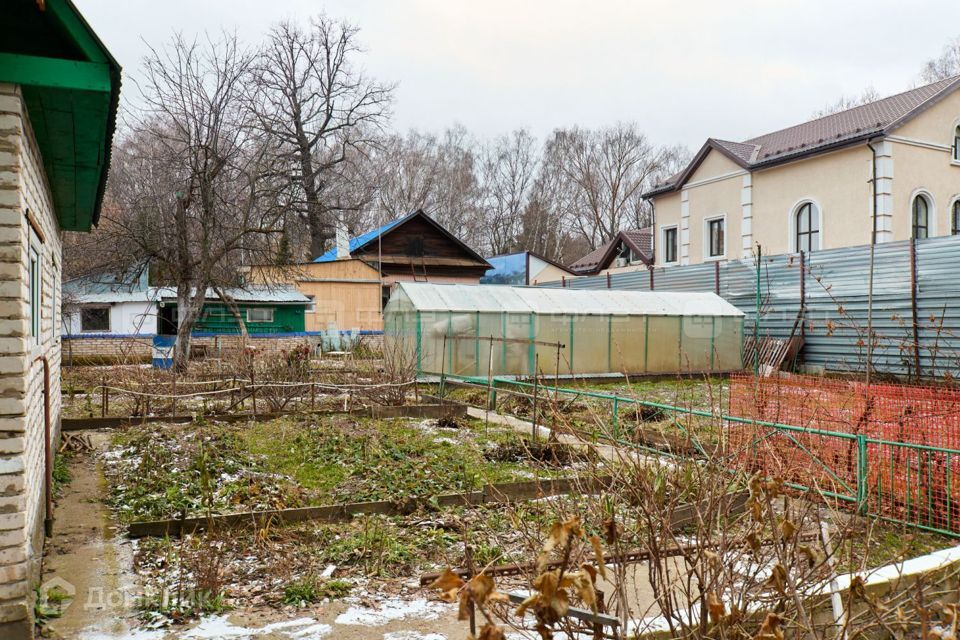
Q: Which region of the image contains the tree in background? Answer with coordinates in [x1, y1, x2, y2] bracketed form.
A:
[249, 16, 393, 260]
[103, 33, 285, 371]
[921, 36, 960, 83]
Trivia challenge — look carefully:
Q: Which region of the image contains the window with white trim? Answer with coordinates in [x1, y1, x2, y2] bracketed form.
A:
[662, 226, 678, 263]
[912, 194, 930, 239]
[795, 202, 820, 252]
[954, 125, 960, 162]
[305, 295, 316, 313]
[246, 307, 274, 323]
[706, 217, 725, 258]
[953, 200, 960, 235]
[29, 245, 40, 344]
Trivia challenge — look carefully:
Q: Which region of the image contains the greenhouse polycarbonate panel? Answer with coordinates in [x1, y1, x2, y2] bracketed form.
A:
[395, 282, 742, 317]
[385, 280, 745, 377]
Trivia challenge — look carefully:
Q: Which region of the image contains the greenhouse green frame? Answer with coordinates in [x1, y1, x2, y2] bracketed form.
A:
[384, 283, 745, 378]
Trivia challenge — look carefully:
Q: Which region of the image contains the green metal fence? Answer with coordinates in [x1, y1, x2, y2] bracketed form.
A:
[438, 372, 960, 538]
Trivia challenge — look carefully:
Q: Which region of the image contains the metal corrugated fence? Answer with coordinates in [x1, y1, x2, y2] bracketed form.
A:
[542, 235, 960, 378]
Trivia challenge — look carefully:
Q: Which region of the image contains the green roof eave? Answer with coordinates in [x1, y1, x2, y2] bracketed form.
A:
[0, 0, 120, 232]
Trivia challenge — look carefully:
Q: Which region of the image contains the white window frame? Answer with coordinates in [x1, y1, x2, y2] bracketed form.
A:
[246, 307, 274, 324]
[952, 121, 960, 164]
[660, 225, 679, 264]
[28, 244, 41, 346]
[51, 258, 58, 340]
[910, 189, 936, 239]
[702, 214, 727, 262]
[80, 306, 111, 333]
[305, 295, 316, 313]
[788, 198, 823, 253]
[951, 196, 960, 235]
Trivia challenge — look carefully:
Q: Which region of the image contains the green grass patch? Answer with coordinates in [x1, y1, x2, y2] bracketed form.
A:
[282, 577, 352, 606]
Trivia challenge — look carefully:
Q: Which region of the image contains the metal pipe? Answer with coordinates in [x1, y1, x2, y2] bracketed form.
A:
[33, 355, 53, 537]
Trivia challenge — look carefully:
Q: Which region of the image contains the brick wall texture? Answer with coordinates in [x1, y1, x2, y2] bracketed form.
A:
[0, 83, 64, 637]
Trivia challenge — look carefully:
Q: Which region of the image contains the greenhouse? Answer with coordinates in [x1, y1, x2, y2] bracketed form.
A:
[384, 282, 744, 378]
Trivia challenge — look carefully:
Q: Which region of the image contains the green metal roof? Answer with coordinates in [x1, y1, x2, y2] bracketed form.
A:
[1, 0, 120, 231]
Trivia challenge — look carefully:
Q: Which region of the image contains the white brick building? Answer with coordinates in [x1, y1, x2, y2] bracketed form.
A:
[0, 2, 119, 637]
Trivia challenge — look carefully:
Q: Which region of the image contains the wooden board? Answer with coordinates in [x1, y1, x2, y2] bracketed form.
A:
[127, 475, 614, 538]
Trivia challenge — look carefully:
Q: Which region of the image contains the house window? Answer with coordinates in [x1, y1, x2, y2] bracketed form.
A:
[246, 307, 274, 323]
[29, 246, 40, 343]
[795, 202, 820, 252]
[305, 295, 316, 313]
[80, 307, 110, 332]
[953, 200, 960, 235]
[662, 227, 678, 263]
[954, 125, 960, 162]
[912, 194, 930, 239]
[51, 274, 57, 339]
[706, 217, 725, 258]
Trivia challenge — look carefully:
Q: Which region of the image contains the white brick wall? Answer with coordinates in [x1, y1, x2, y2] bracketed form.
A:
[0, 83, 63, 629]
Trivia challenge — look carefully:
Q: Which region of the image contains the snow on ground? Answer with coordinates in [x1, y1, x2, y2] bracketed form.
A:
[77, 597, 455, 640]
[335, 597, 447, 626]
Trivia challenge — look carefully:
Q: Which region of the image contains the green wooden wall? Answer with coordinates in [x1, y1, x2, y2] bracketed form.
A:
[184, 303, 306, 334]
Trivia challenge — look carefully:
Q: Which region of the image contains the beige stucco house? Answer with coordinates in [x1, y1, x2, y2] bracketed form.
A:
[644, 75, 960, 266]
[1, 2, 120, 637]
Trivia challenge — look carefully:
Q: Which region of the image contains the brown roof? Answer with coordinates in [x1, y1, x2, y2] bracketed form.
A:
[568, 229, 653, 275]
[645, 75, 960, 197]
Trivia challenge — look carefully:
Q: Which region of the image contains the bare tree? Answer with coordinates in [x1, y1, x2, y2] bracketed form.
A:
[921, 36, 960, 83]
[104, 33, 284, 371]
[812, 86, 881, 118]
[479, 129, 538, 255]
[249, 15, 394, 260]
[374, 126, 484, 248]
[547, 124, 672, 250]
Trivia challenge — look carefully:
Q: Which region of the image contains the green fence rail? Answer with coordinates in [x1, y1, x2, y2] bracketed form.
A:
[435, 372, 960, 538]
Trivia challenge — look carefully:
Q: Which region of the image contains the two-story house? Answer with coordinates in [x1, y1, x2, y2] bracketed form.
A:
[644, 76, 960, 266]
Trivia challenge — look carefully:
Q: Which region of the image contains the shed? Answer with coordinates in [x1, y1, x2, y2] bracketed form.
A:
[384, 282, 744, 378]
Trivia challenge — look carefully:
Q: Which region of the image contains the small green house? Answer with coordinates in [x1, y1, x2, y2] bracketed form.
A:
[158, 286, 310, 336]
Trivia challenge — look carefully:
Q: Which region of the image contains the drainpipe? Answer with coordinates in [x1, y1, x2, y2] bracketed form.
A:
[865, 139, 880, 389]
[33, 355, 53, 537]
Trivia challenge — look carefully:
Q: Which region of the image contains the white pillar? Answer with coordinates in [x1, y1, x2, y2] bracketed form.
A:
[873, 140, 894, 243]
[741, 173, 753, 259]
[680, 189, 690, 266]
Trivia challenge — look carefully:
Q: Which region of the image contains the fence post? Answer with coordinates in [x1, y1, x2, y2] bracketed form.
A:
[649, 267, 654, 291]
[856, 434, 868, 515]
[799, 250, 806, 340]
[910, 238, 922, 380]
[611, 397, 619, 440]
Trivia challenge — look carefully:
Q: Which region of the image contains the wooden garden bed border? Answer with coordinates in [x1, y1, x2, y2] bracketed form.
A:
[62, 403, 466, 431]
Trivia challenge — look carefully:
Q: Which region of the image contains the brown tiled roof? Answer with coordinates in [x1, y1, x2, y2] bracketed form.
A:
[568, 228, 653, 275]
[644, 75, 960, 197]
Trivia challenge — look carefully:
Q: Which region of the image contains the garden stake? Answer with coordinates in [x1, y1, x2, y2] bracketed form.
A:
[532, 353, 539, 443]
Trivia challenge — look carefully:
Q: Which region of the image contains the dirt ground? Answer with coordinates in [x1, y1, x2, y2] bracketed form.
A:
[35, 431, 487, 640]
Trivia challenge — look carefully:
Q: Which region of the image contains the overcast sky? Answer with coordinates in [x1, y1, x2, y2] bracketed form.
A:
[74, 0, 960, 150]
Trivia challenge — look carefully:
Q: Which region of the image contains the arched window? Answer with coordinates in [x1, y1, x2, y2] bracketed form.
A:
[912, 194, 930, 239]
[953, 200, 960, 235]
[954, 125, 960, 161]
[795, 202, 820, 252]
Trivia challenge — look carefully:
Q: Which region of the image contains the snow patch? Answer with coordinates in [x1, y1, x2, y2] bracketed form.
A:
[384, 632, 447, 640]
[336, 597, 448, 626]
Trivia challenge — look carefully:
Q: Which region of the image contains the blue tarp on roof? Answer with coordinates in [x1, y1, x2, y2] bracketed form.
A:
[313, 216, 406, 263]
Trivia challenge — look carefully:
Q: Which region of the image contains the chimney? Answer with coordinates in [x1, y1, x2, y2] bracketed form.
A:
[335, 217, 350, 260]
